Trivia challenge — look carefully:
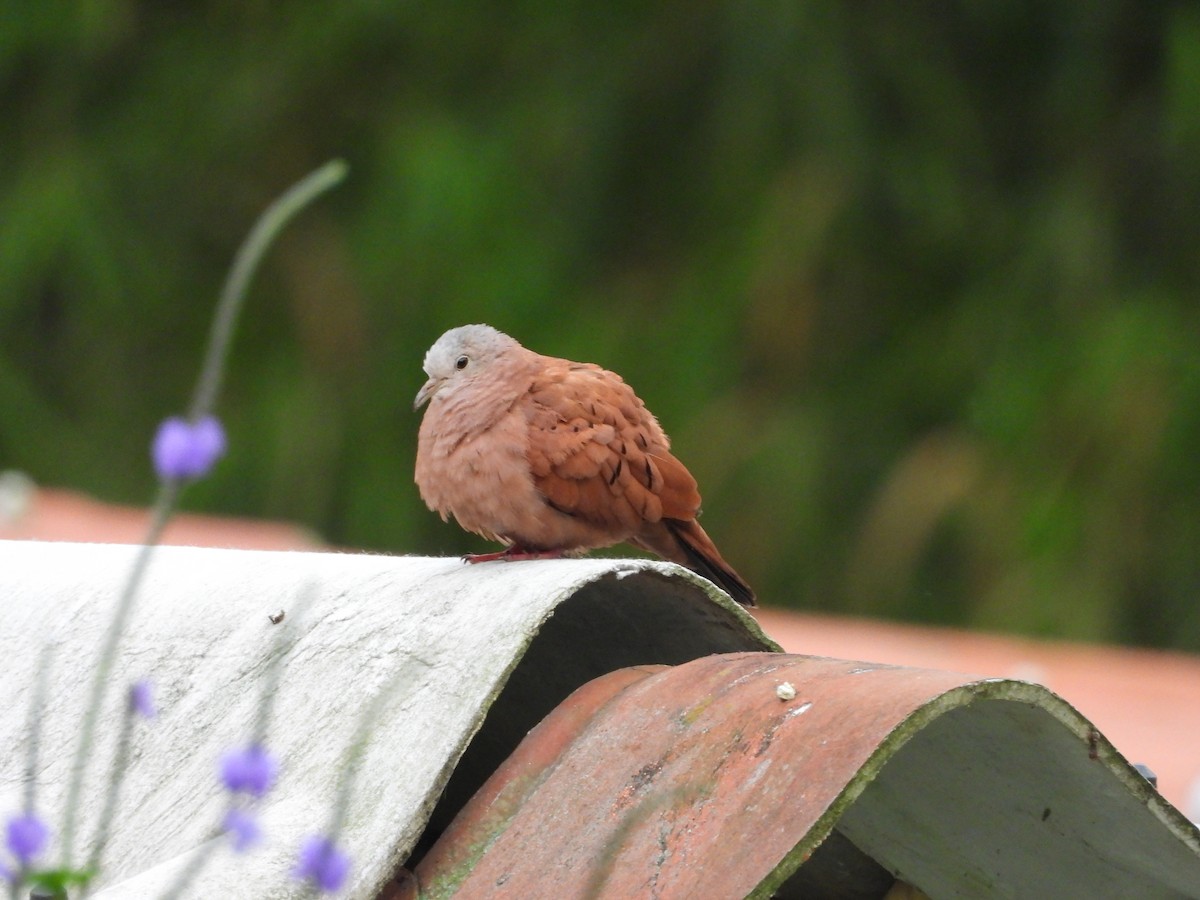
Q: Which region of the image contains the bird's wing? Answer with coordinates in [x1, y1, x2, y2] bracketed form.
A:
[523, 360, 701, 530]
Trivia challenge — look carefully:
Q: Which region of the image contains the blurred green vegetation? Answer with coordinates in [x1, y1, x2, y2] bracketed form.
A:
[3, 3, 1200, 649]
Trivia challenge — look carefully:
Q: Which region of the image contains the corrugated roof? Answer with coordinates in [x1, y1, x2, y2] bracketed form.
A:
[755, 608, 1200, 815]
[6, 487, 1200, 897]
[399, 653, 1200, 898]
[0, 542, 768, 898]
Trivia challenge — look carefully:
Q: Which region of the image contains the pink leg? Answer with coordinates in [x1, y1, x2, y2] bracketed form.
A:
[463, 547, 566, 564]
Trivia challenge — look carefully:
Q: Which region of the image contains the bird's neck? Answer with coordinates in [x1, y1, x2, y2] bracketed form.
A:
[435, 353, 538, 434]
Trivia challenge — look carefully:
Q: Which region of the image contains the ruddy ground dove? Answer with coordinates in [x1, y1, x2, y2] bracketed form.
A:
[413, 324, 756, 607]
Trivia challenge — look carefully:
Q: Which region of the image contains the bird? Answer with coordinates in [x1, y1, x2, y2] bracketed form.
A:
[413, 324, 756, 607]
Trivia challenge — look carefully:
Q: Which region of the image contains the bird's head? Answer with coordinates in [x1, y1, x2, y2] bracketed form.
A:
[414, 324, 523, 410]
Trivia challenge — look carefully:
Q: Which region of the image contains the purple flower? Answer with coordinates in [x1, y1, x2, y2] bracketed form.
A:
[219, 744, 278, 799]
[129, 679, 156, 719]
[152, 415, 226, 481]
[293, 835, 350, 893]
[5, 812, 49, 865]
[0, 857, 12, 883]
[222, 808, 262, 852]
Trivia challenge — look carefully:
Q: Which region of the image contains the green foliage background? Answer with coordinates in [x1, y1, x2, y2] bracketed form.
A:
[4, 3, 1200, 649]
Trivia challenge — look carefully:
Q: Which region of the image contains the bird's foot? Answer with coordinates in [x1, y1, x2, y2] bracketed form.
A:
[463, 547, 566, 564]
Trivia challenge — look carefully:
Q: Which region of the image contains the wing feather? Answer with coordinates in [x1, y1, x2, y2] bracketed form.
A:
[523, 359, 700, 532]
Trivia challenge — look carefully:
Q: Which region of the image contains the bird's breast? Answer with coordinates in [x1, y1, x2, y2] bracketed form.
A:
[415, 403, 540, 539]
[415, 397, 624, 552]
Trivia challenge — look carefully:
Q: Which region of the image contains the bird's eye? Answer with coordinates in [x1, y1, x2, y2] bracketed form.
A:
[455, 355, 469, 370]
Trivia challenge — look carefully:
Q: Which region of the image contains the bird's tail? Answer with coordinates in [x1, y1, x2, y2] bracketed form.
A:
[636, 519, 756, 608]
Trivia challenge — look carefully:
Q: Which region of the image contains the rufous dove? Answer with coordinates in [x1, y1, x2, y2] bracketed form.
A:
[413, 324, 756, 607]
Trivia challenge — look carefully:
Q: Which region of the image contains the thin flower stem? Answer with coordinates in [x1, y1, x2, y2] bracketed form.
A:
[24, 644, 54, 814]
[60, 479, 178, 866]
[319, 655, 432, 864]
[157, 829, 222, 900]
[188, 159, 348, 422]
[324, 698, 378, 851]
[253, 584, 314, 746]
[10, 655, 60, 894]
[160, 585, 310, 900]
[82, 702, 137, 885]
[59, 159, 348, 879]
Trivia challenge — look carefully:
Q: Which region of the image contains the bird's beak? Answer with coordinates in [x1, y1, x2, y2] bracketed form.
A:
[414, 377, 439, 410]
